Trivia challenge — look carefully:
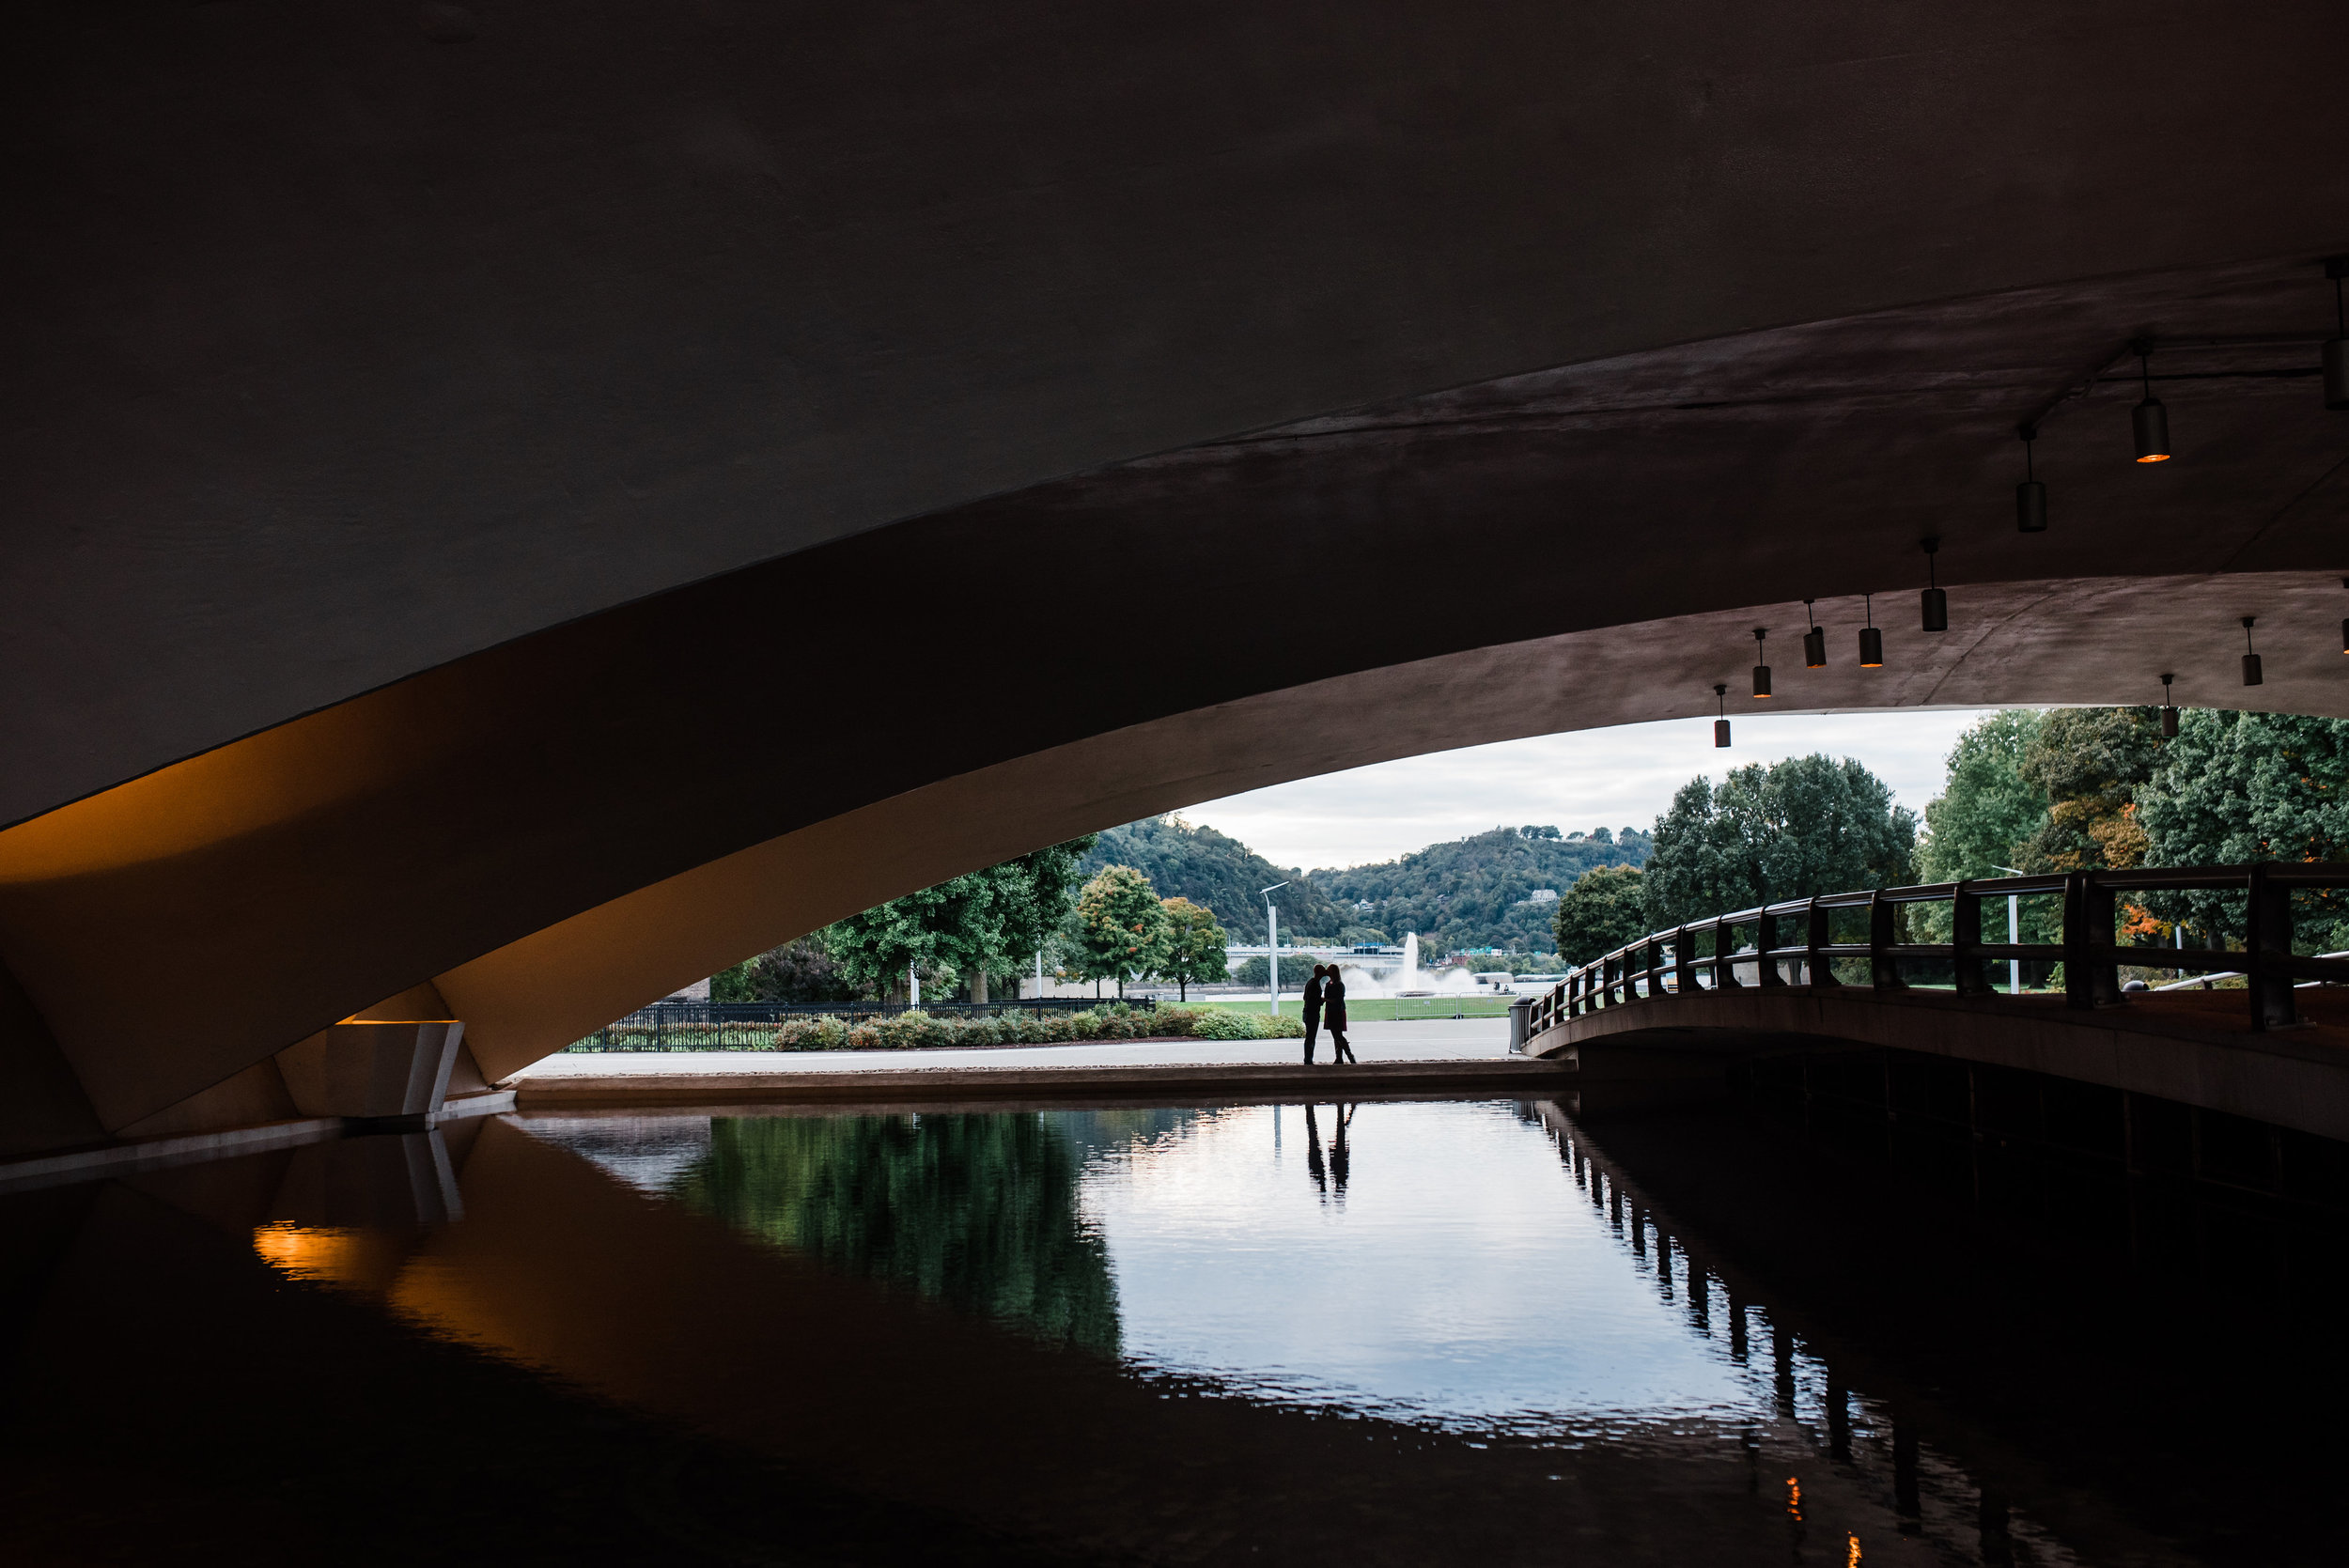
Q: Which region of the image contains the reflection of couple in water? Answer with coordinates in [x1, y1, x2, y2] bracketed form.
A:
[1303, 1102, 1354, 1198]
[1300, 963, 1355, 1065]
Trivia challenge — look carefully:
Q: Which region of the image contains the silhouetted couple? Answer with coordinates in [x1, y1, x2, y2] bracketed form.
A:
[1301, 963, 1355, 1065]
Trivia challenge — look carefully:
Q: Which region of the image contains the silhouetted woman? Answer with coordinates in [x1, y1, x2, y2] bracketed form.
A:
[1301, 963, 1327, 1064]
[1324, 970, 1356, 1063]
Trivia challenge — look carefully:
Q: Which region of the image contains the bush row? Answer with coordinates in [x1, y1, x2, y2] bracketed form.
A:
[769, 1003, 1303, 1052]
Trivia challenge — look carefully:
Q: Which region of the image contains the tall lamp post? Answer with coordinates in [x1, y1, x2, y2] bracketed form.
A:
[1992, 867, 2025, 995]
[1261, 882, 1289, 1017]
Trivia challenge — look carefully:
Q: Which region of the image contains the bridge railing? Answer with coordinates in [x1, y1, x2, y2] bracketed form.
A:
[1531, 862, 2349, 1039]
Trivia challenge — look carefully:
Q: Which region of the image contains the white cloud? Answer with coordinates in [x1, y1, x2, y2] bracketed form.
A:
[1181, 707, 2008, 872]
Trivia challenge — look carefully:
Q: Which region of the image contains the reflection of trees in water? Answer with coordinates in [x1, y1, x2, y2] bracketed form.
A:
[674, 1114, 1121, 1356]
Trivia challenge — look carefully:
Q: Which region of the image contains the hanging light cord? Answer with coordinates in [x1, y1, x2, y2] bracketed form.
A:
[1864, 593, 1875, 628]
[2141, 350, 2155, 398]
[1805, 599, 1817, 631]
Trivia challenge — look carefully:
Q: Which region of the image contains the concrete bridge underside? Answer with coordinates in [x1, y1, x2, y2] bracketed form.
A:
[5, 0, 2349, 1159]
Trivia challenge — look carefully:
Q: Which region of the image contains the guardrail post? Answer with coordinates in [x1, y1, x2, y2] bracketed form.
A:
[1868, 893, 1903, 991]
[2062, 874, 2120, 1009]
[2247, 862, 2297, 1031]
[1951, 881, 1991, 997]
[1804, 896, 1836, 987]
[1671, 925, 1694, 996]
[1756, 908, 1786, 987]
[1713, 916, 1740, 988]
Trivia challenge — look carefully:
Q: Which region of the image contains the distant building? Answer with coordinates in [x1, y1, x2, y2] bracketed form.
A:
[1525, 888, 1558, 905]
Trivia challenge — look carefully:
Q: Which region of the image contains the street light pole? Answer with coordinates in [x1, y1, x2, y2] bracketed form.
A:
[1261, 882, 1289, 1017]
[1993, 867, 2024, 994]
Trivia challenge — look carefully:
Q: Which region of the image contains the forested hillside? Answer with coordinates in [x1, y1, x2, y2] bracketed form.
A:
[1079, 817, 1346, 941]
[1315, 824, 1653, 954]
[1081, 817, 1652, 955]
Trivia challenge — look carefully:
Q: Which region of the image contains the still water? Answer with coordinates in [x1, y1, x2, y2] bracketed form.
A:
[0, 1092, 2339, 1565]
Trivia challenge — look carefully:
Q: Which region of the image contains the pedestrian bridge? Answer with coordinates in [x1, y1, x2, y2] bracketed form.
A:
[1518, 863, 2349, 1143]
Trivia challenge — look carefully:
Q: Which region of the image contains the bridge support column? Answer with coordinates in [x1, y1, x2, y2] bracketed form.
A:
[275, 1021, 465, 1125]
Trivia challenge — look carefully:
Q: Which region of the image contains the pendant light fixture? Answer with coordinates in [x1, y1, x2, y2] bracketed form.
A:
[1714, 684, 1731, 748]
[1859, 595, 1884, 668]
[1750, 629, 1772, 698]
[2131, 339, 2170, 462]
[1802, 599, 1826, 667]
[2241, 616, 2263, 687]
[2160, 673, 2179, 738]
[2326, 258, 2349, 411]
[2015, 425, 2046, 532]
[1920, 537, 1947, 632]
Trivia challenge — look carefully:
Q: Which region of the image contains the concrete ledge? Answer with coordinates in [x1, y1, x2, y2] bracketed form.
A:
[512, 1058, 1576, 1109]
[0, 1115, 345, 1192]
[1528, 988, 2349, 1142]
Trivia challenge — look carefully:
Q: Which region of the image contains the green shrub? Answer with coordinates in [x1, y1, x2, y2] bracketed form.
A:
[763, 1002, 1300, 1052]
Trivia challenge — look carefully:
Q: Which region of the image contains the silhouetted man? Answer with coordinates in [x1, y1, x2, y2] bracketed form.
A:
[1300, 962, 1327, 1064]
[1325, 970, 1356, 1063]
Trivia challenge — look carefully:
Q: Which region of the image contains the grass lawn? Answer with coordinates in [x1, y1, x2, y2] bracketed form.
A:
[1188, 994, 1518, 1022]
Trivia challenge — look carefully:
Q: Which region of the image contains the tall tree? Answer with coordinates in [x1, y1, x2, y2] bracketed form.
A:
[2139, 710, 2349, 943]
[822, 835, 1097, 1001]
[1641, 754, 1916, 929]
[1073, 864, 1170, 998]
[2014, 706, 2158, 872]
[1552, 864, 1650, 966]
[1157, 897, 1229, 1000]
[1917, 711, 2048, 881]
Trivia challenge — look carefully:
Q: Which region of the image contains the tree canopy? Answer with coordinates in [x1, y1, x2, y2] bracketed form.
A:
[822, 835, 1097, 998]
[1641, 754, 1915, 928]
[2138, 709, 2349, 941]
[1551, 864, 1650, 966]
[2015, 706, 2159, 872]
[1070, 864, 1169, 996]
[1157, 897, 1229, 1000]
[1916, 711, 2047, 882]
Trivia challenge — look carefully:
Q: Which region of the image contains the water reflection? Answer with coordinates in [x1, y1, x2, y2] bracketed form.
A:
[670, 1113, 1120, 1355]
[0, 1089, 2340, 1565]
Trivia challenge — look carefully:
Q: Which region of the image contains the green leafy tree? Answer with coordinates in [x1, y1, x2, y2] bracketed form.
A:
[1552, 864, 1651, 966]
[823, 835, 1097, 1001]
[2015, 707, 2159, 873]
[1157, 897, 1229, 1000]
[1073, 864, 1169, 997]
[2138, 710, 2349, 946]
[710, 960, 757, 1001]
[1641, 754, 1916, 929]
[1917, 711, 2048, 881]
[744, 936, 861, 1003]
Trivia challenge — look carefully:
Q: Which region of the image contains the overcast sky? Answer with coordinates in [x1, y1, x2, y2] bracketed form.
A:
[1181, 707, 2007, 874]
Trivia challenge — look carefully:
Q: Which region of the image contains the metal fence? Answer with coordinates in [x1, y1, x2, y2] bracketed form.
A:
[1532, 862, 2349, 1041]
[569, 996, 1148, 1051]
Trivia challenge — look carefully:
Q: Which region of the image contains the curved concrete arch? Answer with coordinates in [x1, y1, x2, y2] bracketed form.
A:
[8, 2, 2349, 1154]
[8, 0, 2349, 827]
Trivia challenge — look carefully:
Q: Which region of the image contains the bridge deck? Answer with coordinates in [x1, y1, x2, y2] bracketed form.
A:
[1527, 986, 2349, 1143]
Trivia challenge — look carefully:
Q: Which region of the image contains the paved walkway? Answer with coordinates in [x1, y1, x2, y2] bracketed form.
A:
[516, 1017, 1511, 1080]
